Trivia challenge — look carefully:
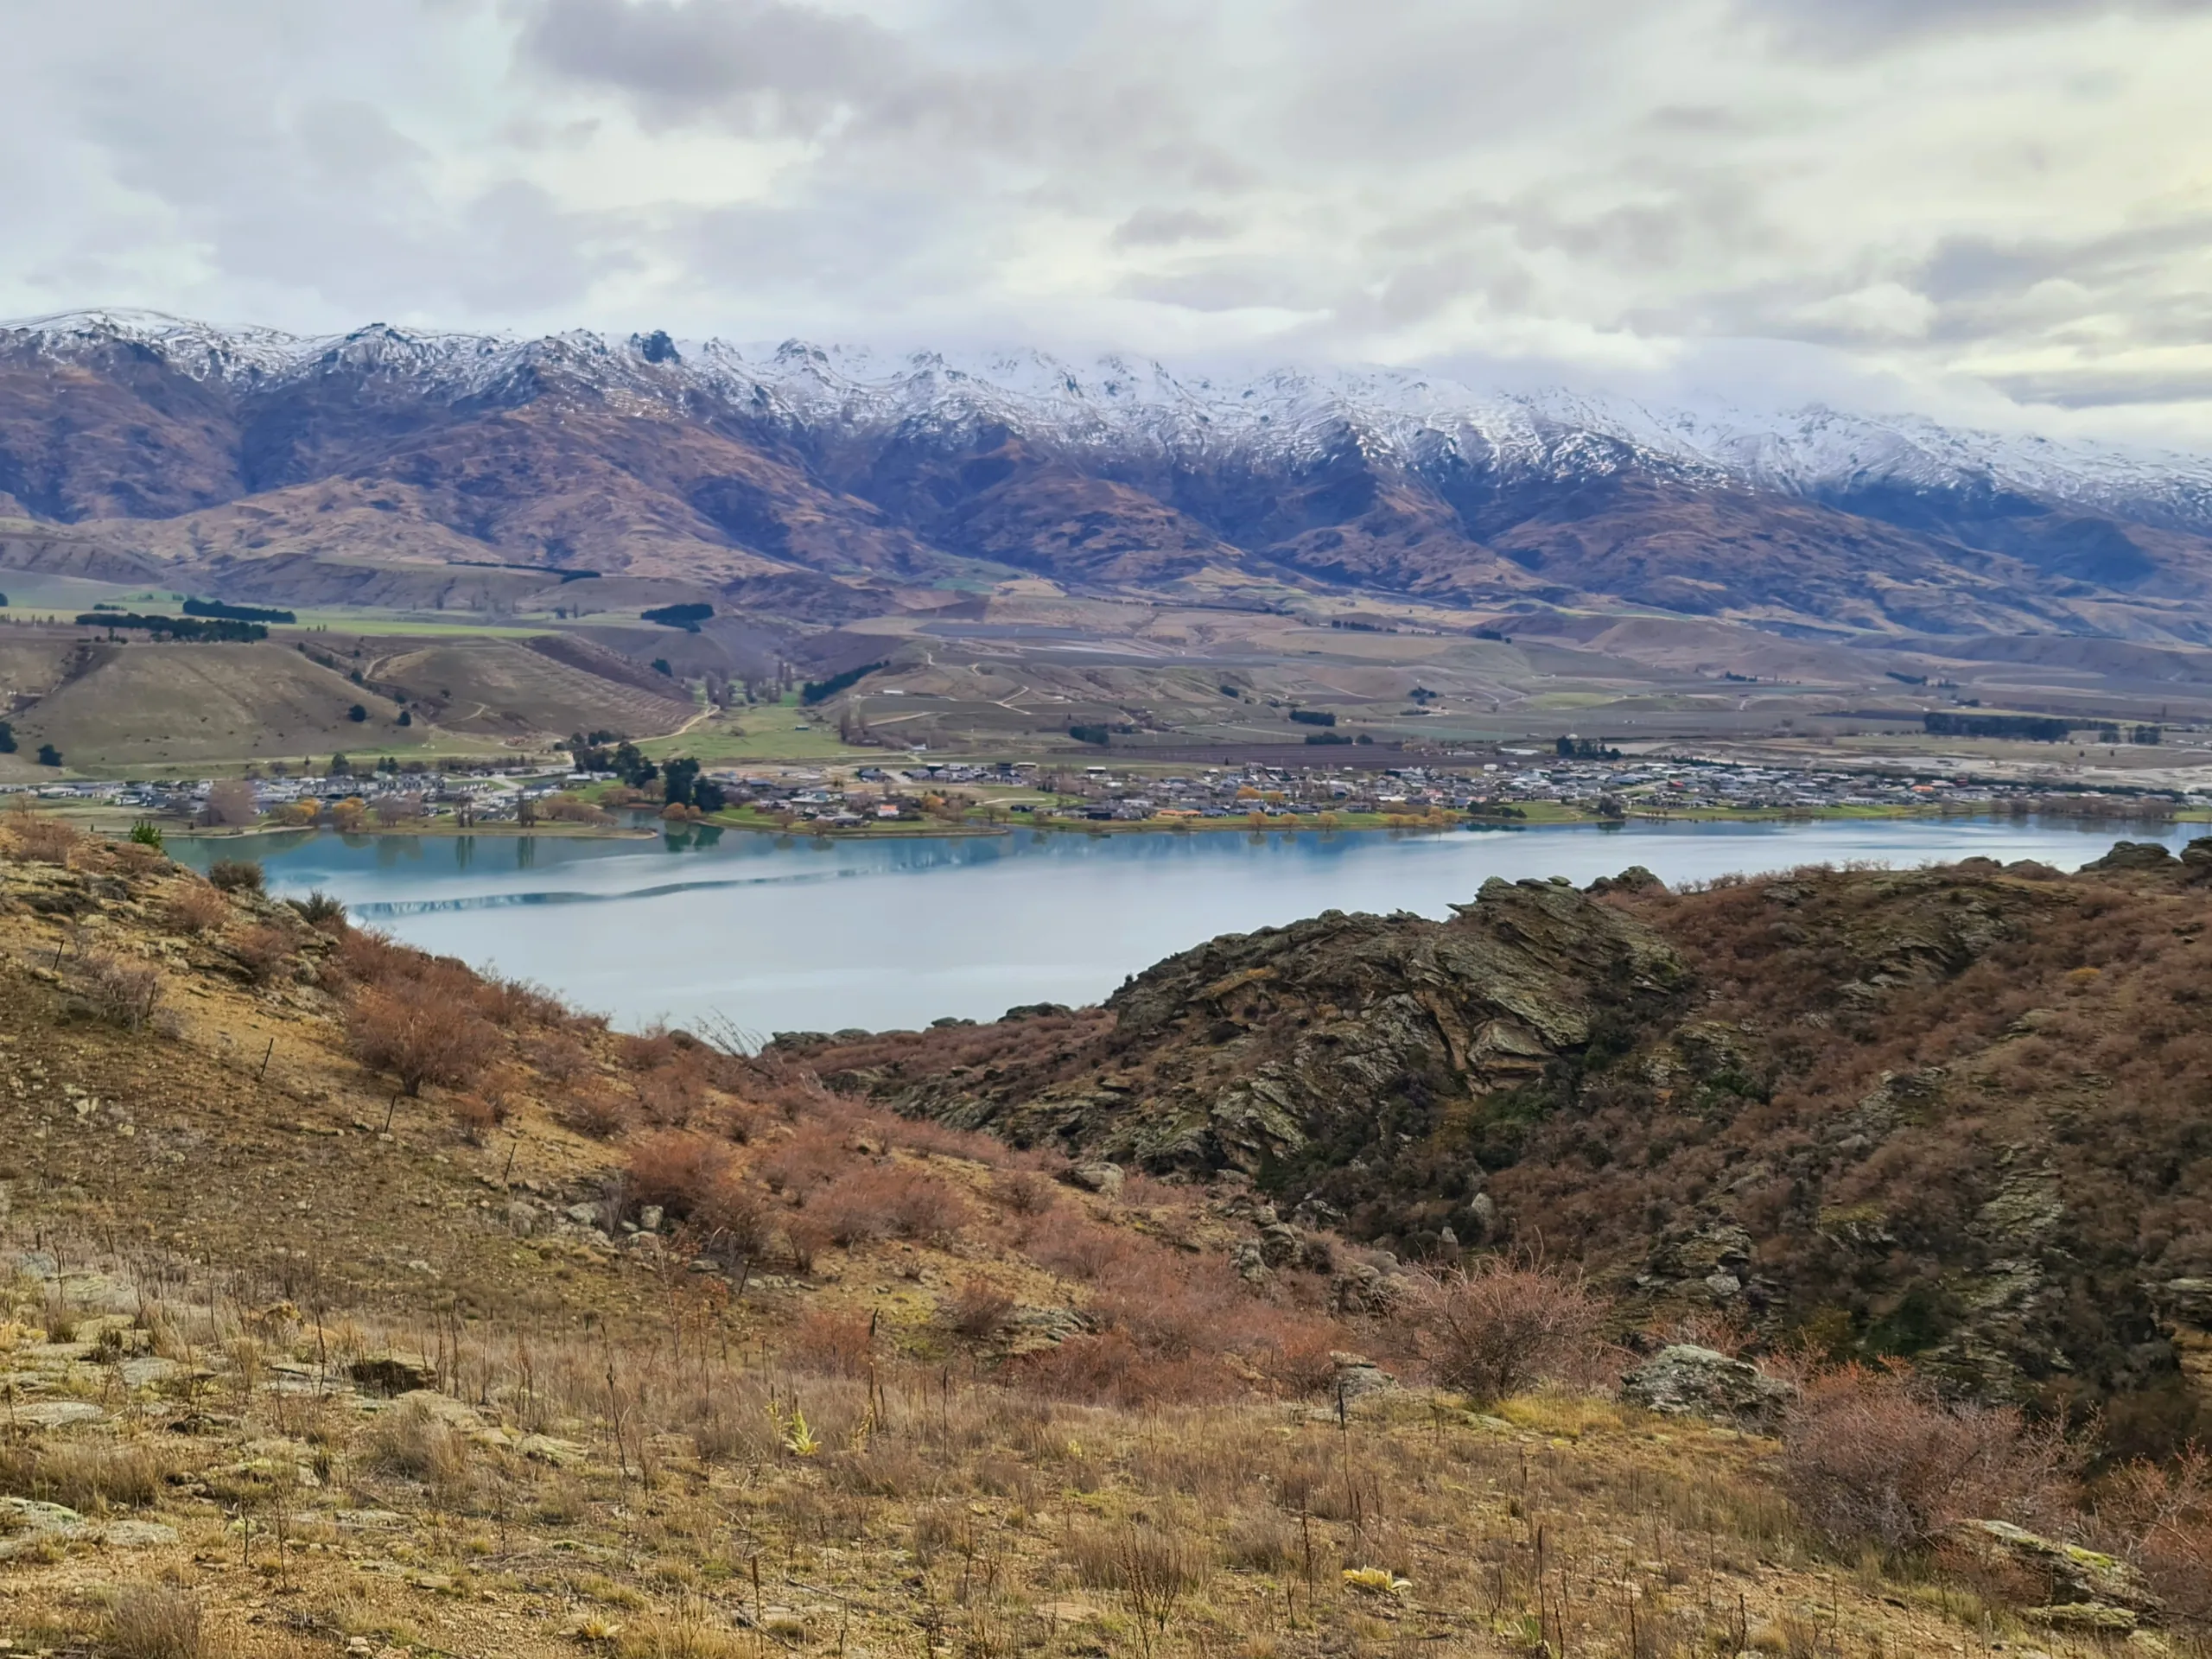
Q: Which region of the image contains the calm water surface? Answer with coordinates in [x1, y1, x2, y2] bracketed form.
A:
[173, 818, 2195, 1035]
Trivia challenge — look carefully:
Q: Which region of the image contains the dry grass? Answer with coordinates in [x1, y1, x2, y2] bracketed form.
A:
[0, 832, 2202, 1659]
[0, 1439, 171, 1511]
[104, 1585, 203, 1659]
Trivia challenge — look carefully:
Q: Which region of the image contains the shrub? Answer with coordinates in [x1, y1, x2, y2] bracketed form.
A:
[696, 1179, 774, 1263]
[1781, 1363, 2083, 1555]
[105, 1585, 203, 1659]
[556, 1082, 635, 1140]
[809, 1165, 969, 1247]
[451, 1090, 508, 1144]
[346, 978, 499, 1096]
[75, 952, 164, 1032]
[288, 888, 348, 932]
[945, 1278, 1016, 1342]
[524, 1032, 591, 1083]
[757, 1124, 849, 1193]
[229, 922, 298, 985]
[206, 857, 264, 893]
[1064, 1521, 1206, 1634]
[162, 880, 231, 935]
[10, 814, 79, 864]
[624, 1130, 738, 1221]
[1024, 1210, 1133, 1281]
[636, 1065, 709, 1128]
[2095, 1443, 2212, 1619]
[474, 974, 569, 1027]
[1406, 1255, 1608, 1403]
[991, 1168, 1055, 1216]
[1018, 1332, 1236, 1408]
[785, 1309, 874, 1377]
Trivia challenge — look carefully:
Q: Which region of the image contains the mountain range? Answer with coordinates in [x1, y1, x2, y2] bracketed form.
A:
[10, 308, 2212, 641]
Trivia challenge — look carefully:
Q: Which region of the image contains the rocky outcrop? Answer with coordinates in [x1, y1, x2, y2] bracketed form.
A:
[791, 852, 2212, 1422]
[1938, 1521, 2163, 1630]
[1621, 1345, 1795, 1431]
[828, 876, 1686, 1186]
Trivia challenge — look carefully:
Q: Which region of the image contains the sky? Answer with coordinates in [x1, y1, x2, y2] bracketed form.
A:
[5, 0, 2211, 441]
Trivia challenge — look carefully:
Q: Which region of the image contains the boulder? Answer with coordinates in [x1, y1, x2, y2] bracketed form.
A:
[2084, 841, 2175, 871]
[349, 1352, 438, 1395]
[1940, 1519, 2163, 1628]
[1063, 1162, 1124, 1198]
[1331, 1352, 1396, 1403]
[1621, 1344, 1794, 1431]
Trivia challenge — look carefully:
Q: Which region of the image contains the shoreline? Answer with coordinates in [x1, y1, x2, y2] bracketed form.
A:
[144, 802, 2206, 852]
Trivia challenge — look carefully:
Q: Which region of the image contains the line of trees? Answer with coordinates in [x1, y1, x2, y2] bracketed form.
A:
[75, 613, 268, 642]
[183, 598, 296, 623]
[801, 660, 886, 704]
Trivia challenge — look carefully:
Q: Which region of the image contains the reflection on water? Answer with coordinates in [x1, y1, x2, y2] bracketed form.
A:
[172, 817, 2194, 1035]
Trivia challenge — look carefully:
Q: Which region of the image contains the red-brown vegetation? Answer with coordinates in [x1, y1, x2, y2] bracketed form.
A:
[1781, 1363, 2082, 1555]
[346, 977, 499, 1097]
[1403, 1255, 1610, 1403]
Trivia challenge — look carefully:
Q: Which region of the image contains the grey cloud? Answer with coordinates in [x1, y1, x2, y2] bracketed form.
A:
[1739, 0, 2212, 54]
[1987, 368, 2212, 408]
[1110, 208, 1232, 248]
[516, 0, 906, 136]
[7, 0, 2212, 444]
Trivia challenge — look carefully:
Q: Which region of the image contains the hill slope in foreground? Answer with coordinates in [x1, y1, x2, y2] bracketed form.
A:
[0, 817, 2209, 1655]
[794, 846, 2212, 1451]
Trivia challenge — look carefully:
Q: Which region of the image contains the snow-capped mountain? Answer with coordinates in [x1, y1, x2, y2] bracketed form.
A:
[18, 307, 2210, 523]
[10, 308, 2212, 640]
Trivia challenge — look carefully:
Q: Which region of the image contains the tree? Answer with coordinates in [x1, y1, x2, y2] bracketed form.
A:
[662, 756, 702, 808]
[397, 709, 412, 728]
[35, 743, 61, 767]
[345, 978, 499, 1096]
[0, 721, 14, 754]
[651, 658, 673, 677]
[200, 779, 259, 827]
[693, 778, 726, 813]
[329, 753, 352, 777]
[347, 703, 368, 723]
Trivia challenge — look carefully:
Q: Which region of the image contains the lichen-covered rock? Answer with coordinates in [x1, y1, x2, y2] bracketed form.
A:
[1940, 1520, 2163, 1625]
[1621, 1345, 1795, 1431]
[1063, 1161, 1124, 1197]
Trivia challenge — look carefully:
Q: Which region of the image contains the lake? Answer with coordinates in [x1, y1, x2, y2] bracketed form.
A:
[172, 817, 2195, 1036]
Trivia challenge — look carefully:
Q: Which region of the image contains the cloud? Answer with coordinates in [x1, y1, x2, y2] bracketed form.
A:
[1110, 208, 1233, 250]
[1738, 0, 2212, 55]
[2, 0, 2211, 444]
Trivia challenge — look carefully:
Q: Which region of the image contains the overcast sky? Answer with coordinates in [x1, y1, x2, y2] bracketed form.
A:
[5, 0, 2210, 440]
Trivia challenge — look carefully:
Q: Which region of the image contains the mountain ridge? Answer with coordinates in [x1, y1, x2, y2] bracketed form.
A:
[11, 308, 2212, 640]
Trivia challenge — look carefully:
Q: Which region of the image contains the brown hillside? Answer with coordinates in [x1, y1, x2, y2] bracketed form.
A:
[2, 819, 2209, 1655]
[12, 640, 423, 767]
[366, 638, 696, 740]
[785, 844, 2212, 1452]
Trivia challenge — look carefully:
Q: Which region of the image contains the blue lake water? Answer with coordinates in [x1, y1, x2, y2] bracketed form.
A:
[172, 817, 2196, 1036]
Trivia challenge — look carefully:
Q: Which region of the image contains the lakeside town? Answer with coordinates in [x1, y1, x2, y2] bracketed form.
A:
[5, 741, 2204, 836]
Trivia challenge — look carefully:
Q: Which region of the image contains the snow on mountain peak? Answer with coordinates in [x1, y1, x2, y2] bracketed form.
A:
[10, 308, 2212, 528]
